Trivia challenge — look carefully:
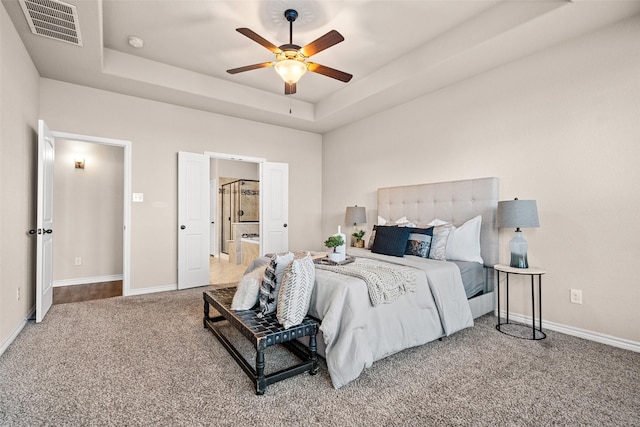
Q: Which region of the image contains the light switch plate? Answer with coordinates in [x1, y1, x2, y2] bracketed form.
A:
[132, 193, 144, 202]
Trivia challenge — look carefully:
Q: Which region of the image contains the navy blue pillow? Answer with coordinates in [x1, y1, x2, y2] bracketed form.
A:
[371, 226, 411, 257]
[405, 227, 434, 258]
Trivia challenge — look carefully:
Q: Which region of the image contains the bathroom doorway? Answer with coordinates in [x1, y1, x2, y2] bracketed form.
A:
[210, 157, 260, 285]
[220, 179, 259, 256]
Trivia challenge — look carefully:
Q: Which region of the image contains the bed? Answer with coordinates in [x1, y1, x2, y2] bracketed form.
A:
[375, 177, 499, 319]
[248, 177, 499, 389]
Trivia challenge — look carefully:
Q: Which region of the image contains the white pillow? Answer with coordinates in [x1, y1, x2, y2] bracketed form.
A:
[377, 216, 388, 226]
[445, 215, 484, 264]
[277, 255, 316, 329]
[394, 216, 416, 227]
[231, 266, 267, 310]
[428, 222, 452, 261]
[275, 252, 295, 285]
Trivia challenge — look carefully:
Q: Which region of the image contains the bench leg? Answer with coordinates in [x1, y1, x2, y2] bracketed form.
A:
[255, 349, 266, 395]
[203, 299, 210, 329]
[309, 329, 318, 375]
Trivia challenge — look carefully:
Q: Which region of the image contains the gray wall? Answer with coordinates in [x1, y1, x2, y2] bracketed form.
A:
[38, 78, 323, 292]
[0, 4, 40, 346]
[322, 15, 640, 343]
[53, 139, 124, 282]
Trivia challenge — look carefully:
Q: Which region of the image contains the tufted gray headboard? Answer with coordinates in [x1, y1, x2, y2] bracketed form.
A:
[377, 177, 499, 267]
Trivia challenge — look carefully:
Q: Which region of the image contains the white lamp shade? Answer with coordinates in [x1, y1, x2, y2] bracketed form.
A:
[496, 199, 539, 229]
[345, 206, 367, 225]
[274, 60, 307, 84]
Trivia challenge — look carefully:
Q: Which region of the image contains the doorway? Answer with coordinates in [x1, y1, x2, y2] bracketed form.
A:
[51, 139, 124, 304]
[177, 151, 288, 290]
[36, 122, 131, 322]
[210, 157, 260, 285]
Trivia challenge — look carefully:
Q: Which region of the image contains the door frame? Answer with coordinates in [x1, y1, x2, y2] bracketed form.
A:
[50, 130, 132, 296]
[210, 178, 217, 257]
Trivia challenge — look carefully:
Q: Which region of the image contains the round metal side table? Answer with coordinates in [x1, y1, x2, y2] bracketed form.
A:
[494, 264, 546, 340]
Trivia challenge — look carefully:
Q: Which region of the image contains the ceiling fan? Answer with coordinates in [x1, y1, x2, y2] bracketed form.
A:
[227, 9, 353, 95]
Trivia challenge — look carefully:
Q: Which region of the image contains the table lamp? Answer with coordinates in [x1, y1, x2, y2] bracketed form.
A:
[496, 198, 540, 268]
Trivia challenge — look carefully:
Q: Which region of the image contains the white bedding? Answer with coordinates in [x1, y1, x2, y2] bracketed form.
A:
[309, 247, 474, 389]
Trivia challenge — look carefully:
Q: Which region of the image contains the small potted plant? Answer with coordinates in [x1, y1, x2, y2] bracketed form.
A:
[324, 235, 345, 263]
[352, 229, 366, 248]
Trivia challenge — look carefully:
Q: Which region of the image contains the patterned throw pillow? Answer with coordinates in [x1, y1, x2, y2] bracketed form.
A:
[257, 255, 278, 317]
[428, 223, 453, 261]
[257, 252, 295, 317]
[231, 266, 267, 311]
[405, 227, 433, 258]
[368, 225, 378, 249]
[277, 255, 316, 329]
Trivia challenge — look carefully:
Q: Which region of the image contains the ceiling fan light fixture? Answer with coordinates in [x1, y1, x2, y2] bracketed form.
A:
[274, 59, 307, 84]
[228, 8, 351, 94]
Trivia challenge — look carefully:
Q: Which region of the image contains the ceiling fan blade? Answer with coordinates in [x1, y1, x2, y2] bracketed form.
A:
[307, 63, 353, 82]
[236, 28, 281, 54]
[227, 62, 274, 74]
[284, 82, 296, 95]
[300, 30, 344, 57]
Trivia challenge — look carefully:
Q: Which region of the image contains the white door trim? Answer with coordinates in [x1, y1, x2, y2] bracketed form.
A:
[204, 151, 266, 163]
[210, 179, 218, 257]
[50, 130, 132, 296]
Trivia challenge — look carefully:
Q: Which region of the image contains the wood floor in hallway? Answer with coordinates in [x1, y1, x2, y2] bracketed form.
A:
[52, 257, 247, 305]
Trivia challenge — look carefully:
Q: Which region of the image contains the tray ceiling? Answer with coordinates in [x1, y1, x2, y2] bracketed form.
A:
[3, 0, 640, 133]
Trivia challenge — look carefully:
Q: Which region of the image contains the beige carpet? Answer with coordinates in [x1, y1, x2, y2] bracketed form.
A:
[1, 285, 639, 426]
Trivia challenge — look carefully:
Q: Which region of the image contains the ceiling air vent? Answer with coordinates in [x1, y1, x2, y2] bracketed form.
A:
[18, 0, 83, 46]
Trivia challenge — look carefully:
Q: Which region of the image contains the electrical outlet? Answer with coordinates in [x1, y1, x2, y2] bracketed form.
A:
[570, 289, 582, 304]
[75, 257, 82, 266]
[16, 288, 20, 302]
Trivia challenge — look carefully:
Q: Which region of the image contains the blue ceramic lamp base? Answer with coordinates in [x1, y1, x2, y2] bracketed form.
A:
[509, 230, 529, 269]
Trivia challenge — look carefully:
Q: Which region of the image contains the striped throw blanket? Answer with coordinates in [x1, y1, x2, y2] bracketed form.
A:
[315, 259, 416, 306]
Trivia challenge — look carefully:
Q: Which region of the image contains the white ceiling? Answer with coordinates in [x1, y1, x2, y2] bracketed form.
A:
[4, 0, 640, 133]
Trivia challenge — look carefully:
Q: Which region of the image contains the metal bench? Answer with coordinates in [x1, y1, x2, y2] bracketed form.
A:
[203, 287, 319, 395]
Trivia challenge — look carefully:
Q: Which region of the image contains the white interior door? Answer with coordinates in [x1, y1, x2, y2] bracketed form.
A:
[262, 162, 289, 255]
[178, 152, 210, 289]
[36, 120, 55, 322]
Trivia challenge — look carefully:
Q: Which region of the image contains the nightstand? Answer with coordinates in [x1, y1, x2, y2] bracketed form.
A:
[494, 264, 546, 340]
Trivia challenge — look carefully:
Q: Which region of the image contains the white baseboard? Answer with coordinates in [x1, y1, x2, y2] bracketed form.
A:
[0, 306, 35, 356]
[125, 283, 177, 296]
[53, 274, 124, 287]
[499, 310, 640, 353]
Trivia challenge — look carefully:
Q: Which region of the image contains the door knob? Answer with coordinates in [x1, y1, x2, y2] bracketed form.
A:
[28, 229, 37, 235]
[43, 229, 53, 234]
[180, 225, 186, 230]
[283, 223, 288, 228]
